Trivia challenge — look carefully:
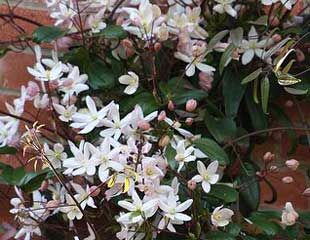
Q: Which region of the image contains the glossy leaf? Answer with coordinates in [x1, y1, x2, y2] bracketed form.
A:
[208, 184, 238, 203]
[241, 68, 262, 84]
[98, 25, 127, 39]
[260, 76, 270, 114]
[32, 26, 66, 43]
[219, 44, 235, 75]
[193, 138, 229, 165]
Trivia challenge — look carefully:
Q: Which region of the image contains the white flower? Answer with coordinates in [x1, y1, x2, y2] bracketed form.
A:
[192, 160, 219, 193]
[61, 194, 83, 220]
[87, 9, 107, 33]
[261, 0, 296, 10]
[34, 93, 49, 109]
[27, 62, 63, 81]
[44, 143, 67, 169]
[281, 202, 299, 226]
[58, 66, 89, 103]
[117, 190, 158, 225]
[213, 0, 237, 18]
[119, 72, 139, 95]
[0, 121, 19, 147]
[211, 205, 234, 227]
[100, 102, 130, 140]
[175, 140, 196, 172]
[158, 192, 193, 232]
[50, 1, 76, 27]
[72, 183, 97, 209]
[63, 141, 98, 176]
[90, 137, 124, 182]
[71, 96, 110, 134]
[53, 104, 77, 122]
[241, 26, 271, 65]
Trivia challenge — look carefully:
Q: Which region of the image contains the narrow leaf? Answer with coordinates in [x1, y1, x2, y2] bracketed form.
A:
[241, 68, 262, 84]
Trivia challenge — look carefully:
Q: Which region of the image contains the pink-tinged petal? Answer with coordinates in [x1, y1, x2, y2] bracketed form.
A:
[202, 181, 211, 193]
[175, 213, 191, 221]
[206, 161, 219, 175]
[175, 199, 193, 212]
[197, 160, 207, 176]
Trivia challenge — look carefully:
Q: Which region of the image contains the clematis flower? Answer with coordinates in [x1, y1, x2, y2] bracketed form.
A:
[281, 202, 299, 226]
[63, 141, 98, 176]
[192, 160, 219, 193]
[50, 1, 76, 27]
[72, 183, 97, 209]
[61, 194, 83, 220]
[117, 190, 158, 225]
[241, 26, 272, 65]
[119, 72, 139, 95]
[158, 192, 193, 232]
[213, 0, 237, 17]
[44, 143, 67, 169]
[87, 9, 107, 33]
[211, 205, 234, 227]
[27, 62, 63, 82]
[175, 140, 196, 172]
[71, 96, 110, 134]
[261, 0, 297, 10]
[53, 104, 77, 122]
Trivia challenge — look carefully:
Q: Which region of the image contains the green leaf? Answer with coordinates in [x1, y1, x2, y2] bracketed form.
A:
[219, 44, 235, 75]
[284, 87, 308, 95]
[241, 68, 262, 84]
[208, 184, 238, 203]
[248, 213, 281, 236]
[230, 27, 243, 47]
[270, 104, 298, 154]
[204, 112, 237, 143]
[226, 223, 241, 236]
[208, 30, 229, 51]
[165, 144, 177, 170]
[87, 57, 115, 89]
[245, 92, 268, 131]
[260, 76, 270, 114]
[120, 91, 158, 115]
[237, 162, 260, 215]
[19, 170, 51, 193]
[1, 166, 26, 185]
[223, 69, 246, 117]
[205, 231, 235, 240]
[98, 25, 127, 39]
[248, 15, 268, 26]
[0, 146, 17, 154]
[193, 138, 229, 165]
[32, 26, 66, 43]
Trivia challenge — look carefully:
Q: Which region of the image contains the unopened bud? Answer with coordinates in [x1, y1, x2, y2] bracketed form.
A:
[154, 42, 162, 52]
[302, 188, 310, 197]
[168, 100, 175, 111]
[285, 159, 299, 171]
[159, 135, 170, 147]
[186, 99, 197, 112]
[272, 34, 282, 43]
[158, 110, 166, 121]
[296, 49, 305, 62]
[138, 120, 151, 131]
[263, 152, 275, 163]
[89, 186, 101, 197]
[285, 100, 294, 108]
[185, 118, 194, 126]
[282, 176, 294, 184]
[187, 180, 197, 190]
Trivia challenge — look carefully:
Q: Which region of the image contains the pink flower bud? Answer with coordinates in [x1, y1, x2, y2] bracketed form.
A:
[158, 110, 166, 121]
[56, 37, 72, 51]
[154, 42, 162, 52]
[185, 118, 194, 126]
[272, 34, 282, 43]
[282, 176, 294, 184]
[285, 100, 294, 108]
[121, 39, 133, 48]
[46, 200, 60, 209]
[89, 186, 101, 197]
[138, 120, 151, 130]
[187, 180, 197, 190]
[285, 159, 299, 171]
[296, 49, 305, 62]
[61, 78, 74, 88]
[186, 99, 197, 112]
[168, 100, 175, 111]
[40, 180, 49, 191]
[263, 152, 275, 163]
[199, 72, 213, 91]
[26, 81, 40, 99]
[302, 188, 310, 197]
